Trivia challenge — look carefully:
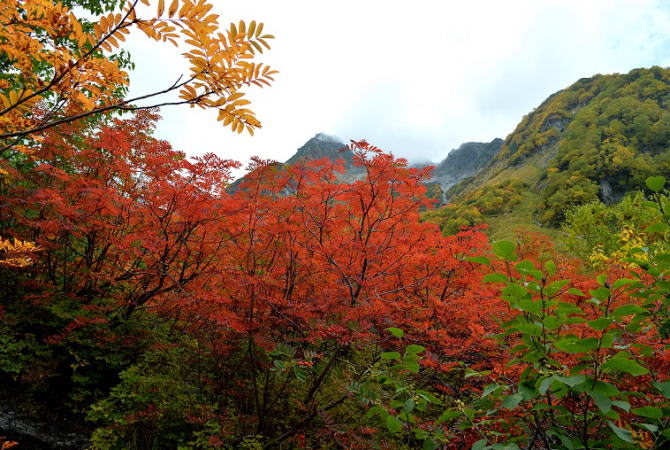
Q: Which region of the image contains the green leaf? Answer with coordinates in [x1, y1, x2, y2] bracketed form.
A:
[612, 304, 647, 317]
[381, 352, 401, 360]
[493, 240, 516, 261]
[405, 344, 426, 355]
[366, 405, 387, 418]
[542, 315, 563, 330]
[514, 321, 543, 336]
[515, 259, 536, 272]
[587, 317, 612, 331]
[471, 439, 488, 450]
[646, 175, 666, 193]
[590, 287, 610, 301]
[386, 415, 403, 433]
[554, 375, 586, 387]
[611, 278, 639, 289]
[544, 260, 557, 276]
[637, 423, 659, 433]
[632, 406, 662, 421]
[589, 392, 611, 414]
[608, 421, 634, 443]
[403, 359, 420, 373]
[612, 400, 631, 411]
[556, 302, 583, 315]
[482, 384, 502, 398]
[404, 398, 415, 413]
[502, 393, 523, 409]
[601, 353, 648, 376]
[465, 256, 490, 265]
[554, 337, 598, 353]
[422, 438, 437, 450]
[653, 381, 670, 398]
[538, 376, 555, 395]
[436, 408, 460, 424]
[416, 390, 442, 405]
[647, 221, 669, 233]
[545, 279, 570, 297]
[567, 288, 586, 297]
[517, 299, 542, 314]
[484, 273, 508, 283]
[502, 283, 528, 300]
[386, 327, 404, 338]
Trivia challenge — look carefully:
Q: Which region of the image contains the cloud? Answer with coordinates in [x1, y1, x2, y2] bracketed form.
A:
[120, 0, 670, 175]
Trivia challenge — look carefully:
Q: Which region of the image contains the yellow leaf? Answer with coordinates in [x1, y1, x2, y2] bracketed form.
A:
[157, 0, 165, 16]
[168, 0, 179, 17]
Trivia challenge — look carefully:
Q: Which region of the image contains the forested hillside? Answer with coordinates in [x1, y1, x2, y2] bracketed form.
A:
[428, 67, 670, 235]
[3, 2, 670, 449]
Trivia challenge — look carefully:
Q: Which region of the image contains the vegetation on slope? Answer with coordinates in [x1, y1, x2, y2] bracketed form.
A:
[434, 66, 670, 234]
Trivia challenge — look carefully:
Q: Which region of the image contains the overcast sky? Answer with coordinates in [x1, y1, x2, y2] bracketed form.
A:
[123, 0, 670, 173]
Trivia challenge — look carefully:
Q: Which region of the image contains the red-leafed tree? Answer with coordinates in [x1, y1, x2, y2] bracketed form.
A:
[151, 140, 502, 444]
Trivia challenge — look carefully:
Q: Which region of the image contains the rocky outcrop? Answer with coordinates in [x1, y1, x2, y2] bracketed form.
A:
[429, 138, 503, 200]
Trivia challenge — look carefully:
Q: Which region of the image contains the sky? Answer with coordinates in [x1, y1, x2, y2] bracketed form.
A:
[123, 0, 670, 174]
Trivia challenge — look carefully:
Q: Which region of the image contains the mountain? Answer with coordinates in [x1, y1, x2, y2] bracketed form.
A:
[426, 66, 670, 237]
[228, 133, 363, 191]
[429, 138, 503, 201]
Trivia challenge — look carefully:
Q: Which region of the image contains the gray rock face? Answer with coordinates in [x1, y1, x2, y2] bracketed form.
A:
[429, 138, 503, 199]
[231, 134, 503, 196]
[0, 407, 89, 449]
[284, 133, 365, 182]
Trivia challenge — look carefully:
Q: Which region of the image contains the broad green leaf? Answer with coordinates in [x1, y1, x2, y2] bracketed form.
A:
[403, 359, 420, 373]
[653, 381, 670, 398]
[517, 299, 542, 313]
[611, 278, 639, 289]
[601, 353, 648, 376]
[484, 273, 508, 283]
[471, 439, 488, 450]
[502, 393, 523, 409]
[608, 421, 634, 443]
[436, 408, 460, 424]
[554, 375, 586, 387]
[422, 438, 437, 450]
[514, 322, 543, 336]
[612, 400, 631, 411]
[556, 302, 583, 315]
[554, 337, 598, 353]
[545, 279, 570, 297]
[366, 405, 387, 418]
[502, 283, 528, 299]
[612, 304, 647, 317]
[543, 315, 563, 330]
[538, 376, 555, 395]
[405, 344, 426, 355]
[386, 327, 404, 338]
[587, 317, 612, 331]
[482, 384, 502, 398]
[416, 390, 442, 405]
[646, 175, 666, 192]
[544, 260, 557, 276]
[590, 287, 610, 301]
[386, 415, 403, 433]
[465, 256, 490, 265]
[589, 392, 611, 414]
[492, 240, 516, 261]
[567, 288, 586, 297]
[381, 352, 401, 360]
[632, 406, 662, 420]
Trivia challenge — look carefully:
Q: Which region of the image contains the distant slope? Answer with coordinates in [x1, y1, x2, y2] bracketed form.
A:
[229, 133, 363, 191]
[429, 66, 670, 236]
[429, 138, 503, 200]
